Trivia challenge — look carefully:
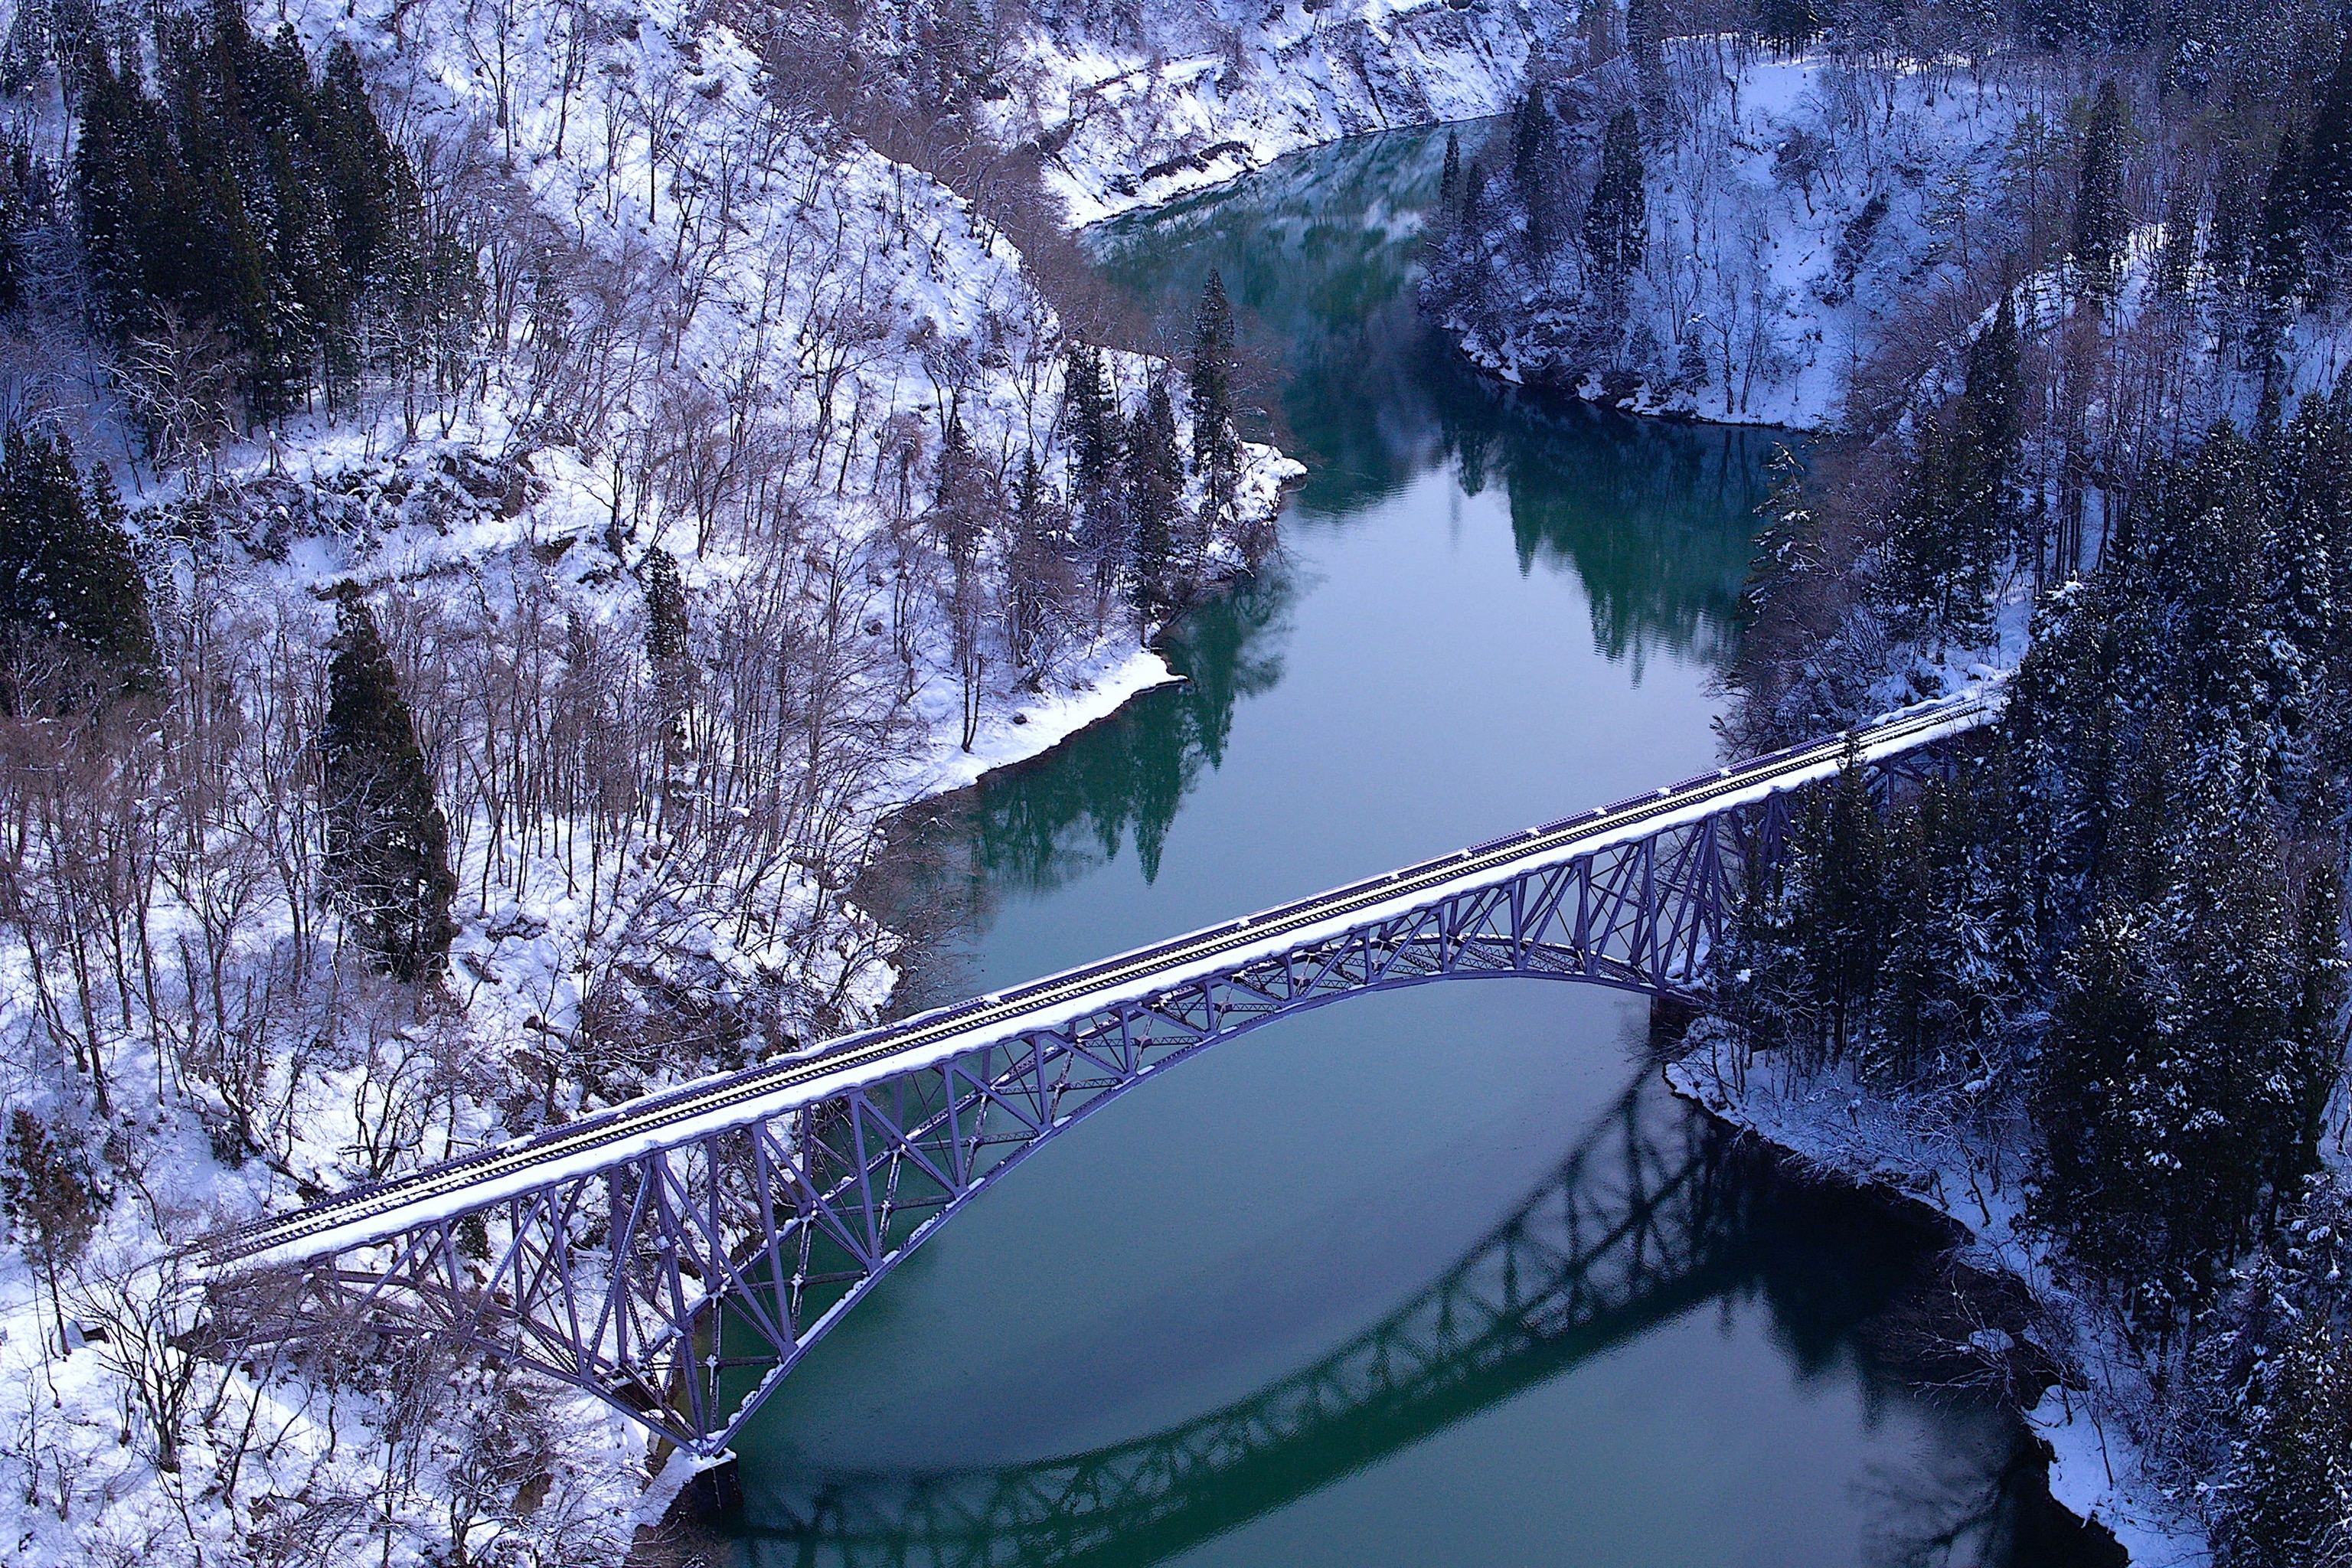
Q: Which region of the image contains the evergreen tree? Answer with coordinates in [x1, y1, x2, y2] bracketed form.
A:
[642, 546, 693, 792]
[2069, 81, 2128, 296]
[69, 8, 421, 422]
[321, 586, 456, 982]
[1511, 87, 1563, 254]
[2156, 175, 2198, 296]
[1188, 270, 1242, 538]
[2032, 901, 2169, 1292]
[1625, 0, 1659, 64]
[0, 423, 156, 698]
[1439, 131, 1459, 208]
[1875, 782, 2005, 1083]
[2302, 35, 2352, 293]
[1965, 291, 2024, 462]
[2254, 131, 2310, 325]
[1756, 0, 1821, 53]
[1584, 109, 1646, 283]
[2214, 1319, 2352, 1566]
[1880, 403, 2004, 646]
[1126, 378, 1184, 617]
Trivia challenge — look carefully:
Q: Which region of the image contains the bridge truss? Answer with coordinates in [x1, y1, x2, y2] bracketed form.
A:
[206, 691, 1994, 1454]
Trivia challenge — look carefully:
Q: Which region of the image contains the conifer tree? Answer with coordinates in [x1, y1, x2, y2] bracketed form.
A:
[2302, 36, 2352, 292]
[2255, 131, 2311, 322]
[2069, 81, 2128, 296]
[1584, 109, 1646, 283]
[2156, 176, 2197, 296]
[321, 586, 456, 982]
[0, 423, 156, 698]
[1189, 270, 1242, 538]
[1439, 130, 1459, 208]
[1127, 379, 1185, 618]
[2214, 1319, 2352, 1567]
[1511, 87, 1563, 253]
[642, 547, 693, 798]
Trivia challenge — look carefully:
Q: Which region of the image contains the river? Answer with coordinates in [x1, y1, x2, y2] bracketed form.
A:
[714, 126, 2102, 1568]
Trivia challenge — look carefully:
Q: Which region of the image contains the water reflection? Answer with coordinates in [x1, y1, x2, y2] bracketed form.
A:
[877, 132, 1779, 980]
[733, 1084, 2064, 1568]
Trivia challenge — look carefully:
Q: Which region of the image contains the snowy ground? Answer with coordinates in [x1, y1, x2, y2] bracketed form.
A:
[992, 0, 1576, 226]
[1431, 44, 2053, 430]
[0, 0, 1308, 1553]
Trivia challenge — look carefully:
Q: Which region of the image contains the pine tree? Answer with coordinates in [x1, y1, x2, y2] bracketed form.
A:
[1965, 291, 2024, 461]
[1625, 0, 1659, 64]
[642, 546, 693, 797]
[0, 422, 156, 699]
[2031, 901, 2167, 1286]
[1880, 403, 2004, 646]
[1189, 270, 1242, 540]
[1584, 109, 1646, 283]
[2255, 131, 2311, 324]
[2157, 175, 2197, 296]
[321, 586, 456, 982]
[1510, 87, 1561, 253]
[1756, 0, 1821, 53]
[1439, 131, 1459, 207]
[2303, 35, 2352, 294]
[1127, 378, 1184, 617]
[2070, 81, 2128, 296]
[2215, 1319, 2352, 1566]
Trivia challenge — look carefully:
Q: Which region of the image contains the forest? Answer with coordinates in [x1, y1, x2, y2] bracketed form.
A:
[2, 0, 2350, 1553]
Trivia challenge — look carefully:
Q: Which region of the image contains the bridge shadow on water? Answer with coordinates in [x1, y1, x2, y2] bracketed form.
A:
[719, 1081, 2092, 1568]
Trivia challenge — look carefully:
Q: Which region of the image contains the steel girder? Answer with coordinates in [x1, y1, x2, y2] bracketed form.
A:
[216, 751, 1935, 1455]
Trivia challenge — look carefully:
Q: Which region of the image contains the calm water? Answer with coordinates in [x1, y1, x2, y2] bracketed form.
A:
[720, 128, 2089, 1568]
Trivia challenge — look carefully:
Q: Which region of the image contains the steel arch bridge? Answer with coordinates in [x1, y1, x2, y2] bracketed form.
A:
[198, 688, 1997, 1455]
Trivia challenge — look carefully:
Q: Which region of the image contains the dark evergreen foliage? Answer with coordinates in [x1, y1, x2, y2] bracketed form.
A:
[0, 422, 156, 698]
[70, 3, 429, 421]
[1584, 109, 1646, 283]
[2254, 129, 2311, 319]
[2070, 81, 2128, 293]
[321, 586, 457, 982]
[1188, 270, 1241, 536]
[2301, 34, 2352, 292]
[1126, 377, 1184, 615]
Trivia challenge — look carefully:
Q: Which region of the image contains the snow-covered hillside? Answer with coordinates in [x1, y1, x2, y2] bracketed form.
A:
[0, 0, 1304, 1553]
[995, 0, 1576, 224]
[1426, 44, 2051, 429]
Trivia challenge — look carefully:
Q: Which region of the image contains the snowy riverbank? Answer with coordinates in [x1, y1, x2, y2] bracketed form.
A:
[1667, 1044, 2207, 1565]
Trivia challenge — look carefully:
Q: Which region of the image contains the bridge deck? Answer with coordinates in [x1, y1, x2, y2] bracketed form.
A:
[200, 687, 1998, 1275]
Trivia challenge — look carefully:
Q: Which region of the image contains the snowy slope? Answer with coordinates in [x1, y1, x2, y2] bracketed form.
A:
[997, 0, 1576, 225]
[1428, 44, 2036, 430]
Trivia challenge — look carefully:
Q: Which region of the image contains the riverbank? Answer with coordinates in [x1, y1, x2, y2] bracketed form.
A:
[1667, 1042, 2207, 1565]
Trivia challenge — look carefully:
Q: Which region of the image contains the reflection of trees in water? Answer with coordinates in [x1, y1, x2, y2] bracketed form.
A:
[1086, 122, 1772, 680]
[730, 1083, 2079, 1568]
[867, 564, 1295, 1006]
[1439, 387, 1785, 678]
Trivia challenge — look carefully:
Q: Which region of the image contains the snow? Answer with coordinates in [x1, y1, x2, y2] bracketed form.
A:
[0, 0, 1313, 1551]
[1432, 45, 2037, 430]
[1667, 1044, 2213, 1565]
[991, 0, 1577, 227]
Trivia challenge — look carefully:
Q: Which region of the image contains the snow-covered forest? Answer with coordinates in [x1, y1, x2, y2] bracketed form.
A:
[5, 0, 2352, 1549]
[0, 0, 1323, 1553]
[1592, 2, 2352, 1560]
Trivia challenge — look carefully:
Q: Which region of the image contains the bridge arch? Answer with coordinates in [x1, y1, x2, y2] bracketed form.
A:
[205, 693, 1994, 1455]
